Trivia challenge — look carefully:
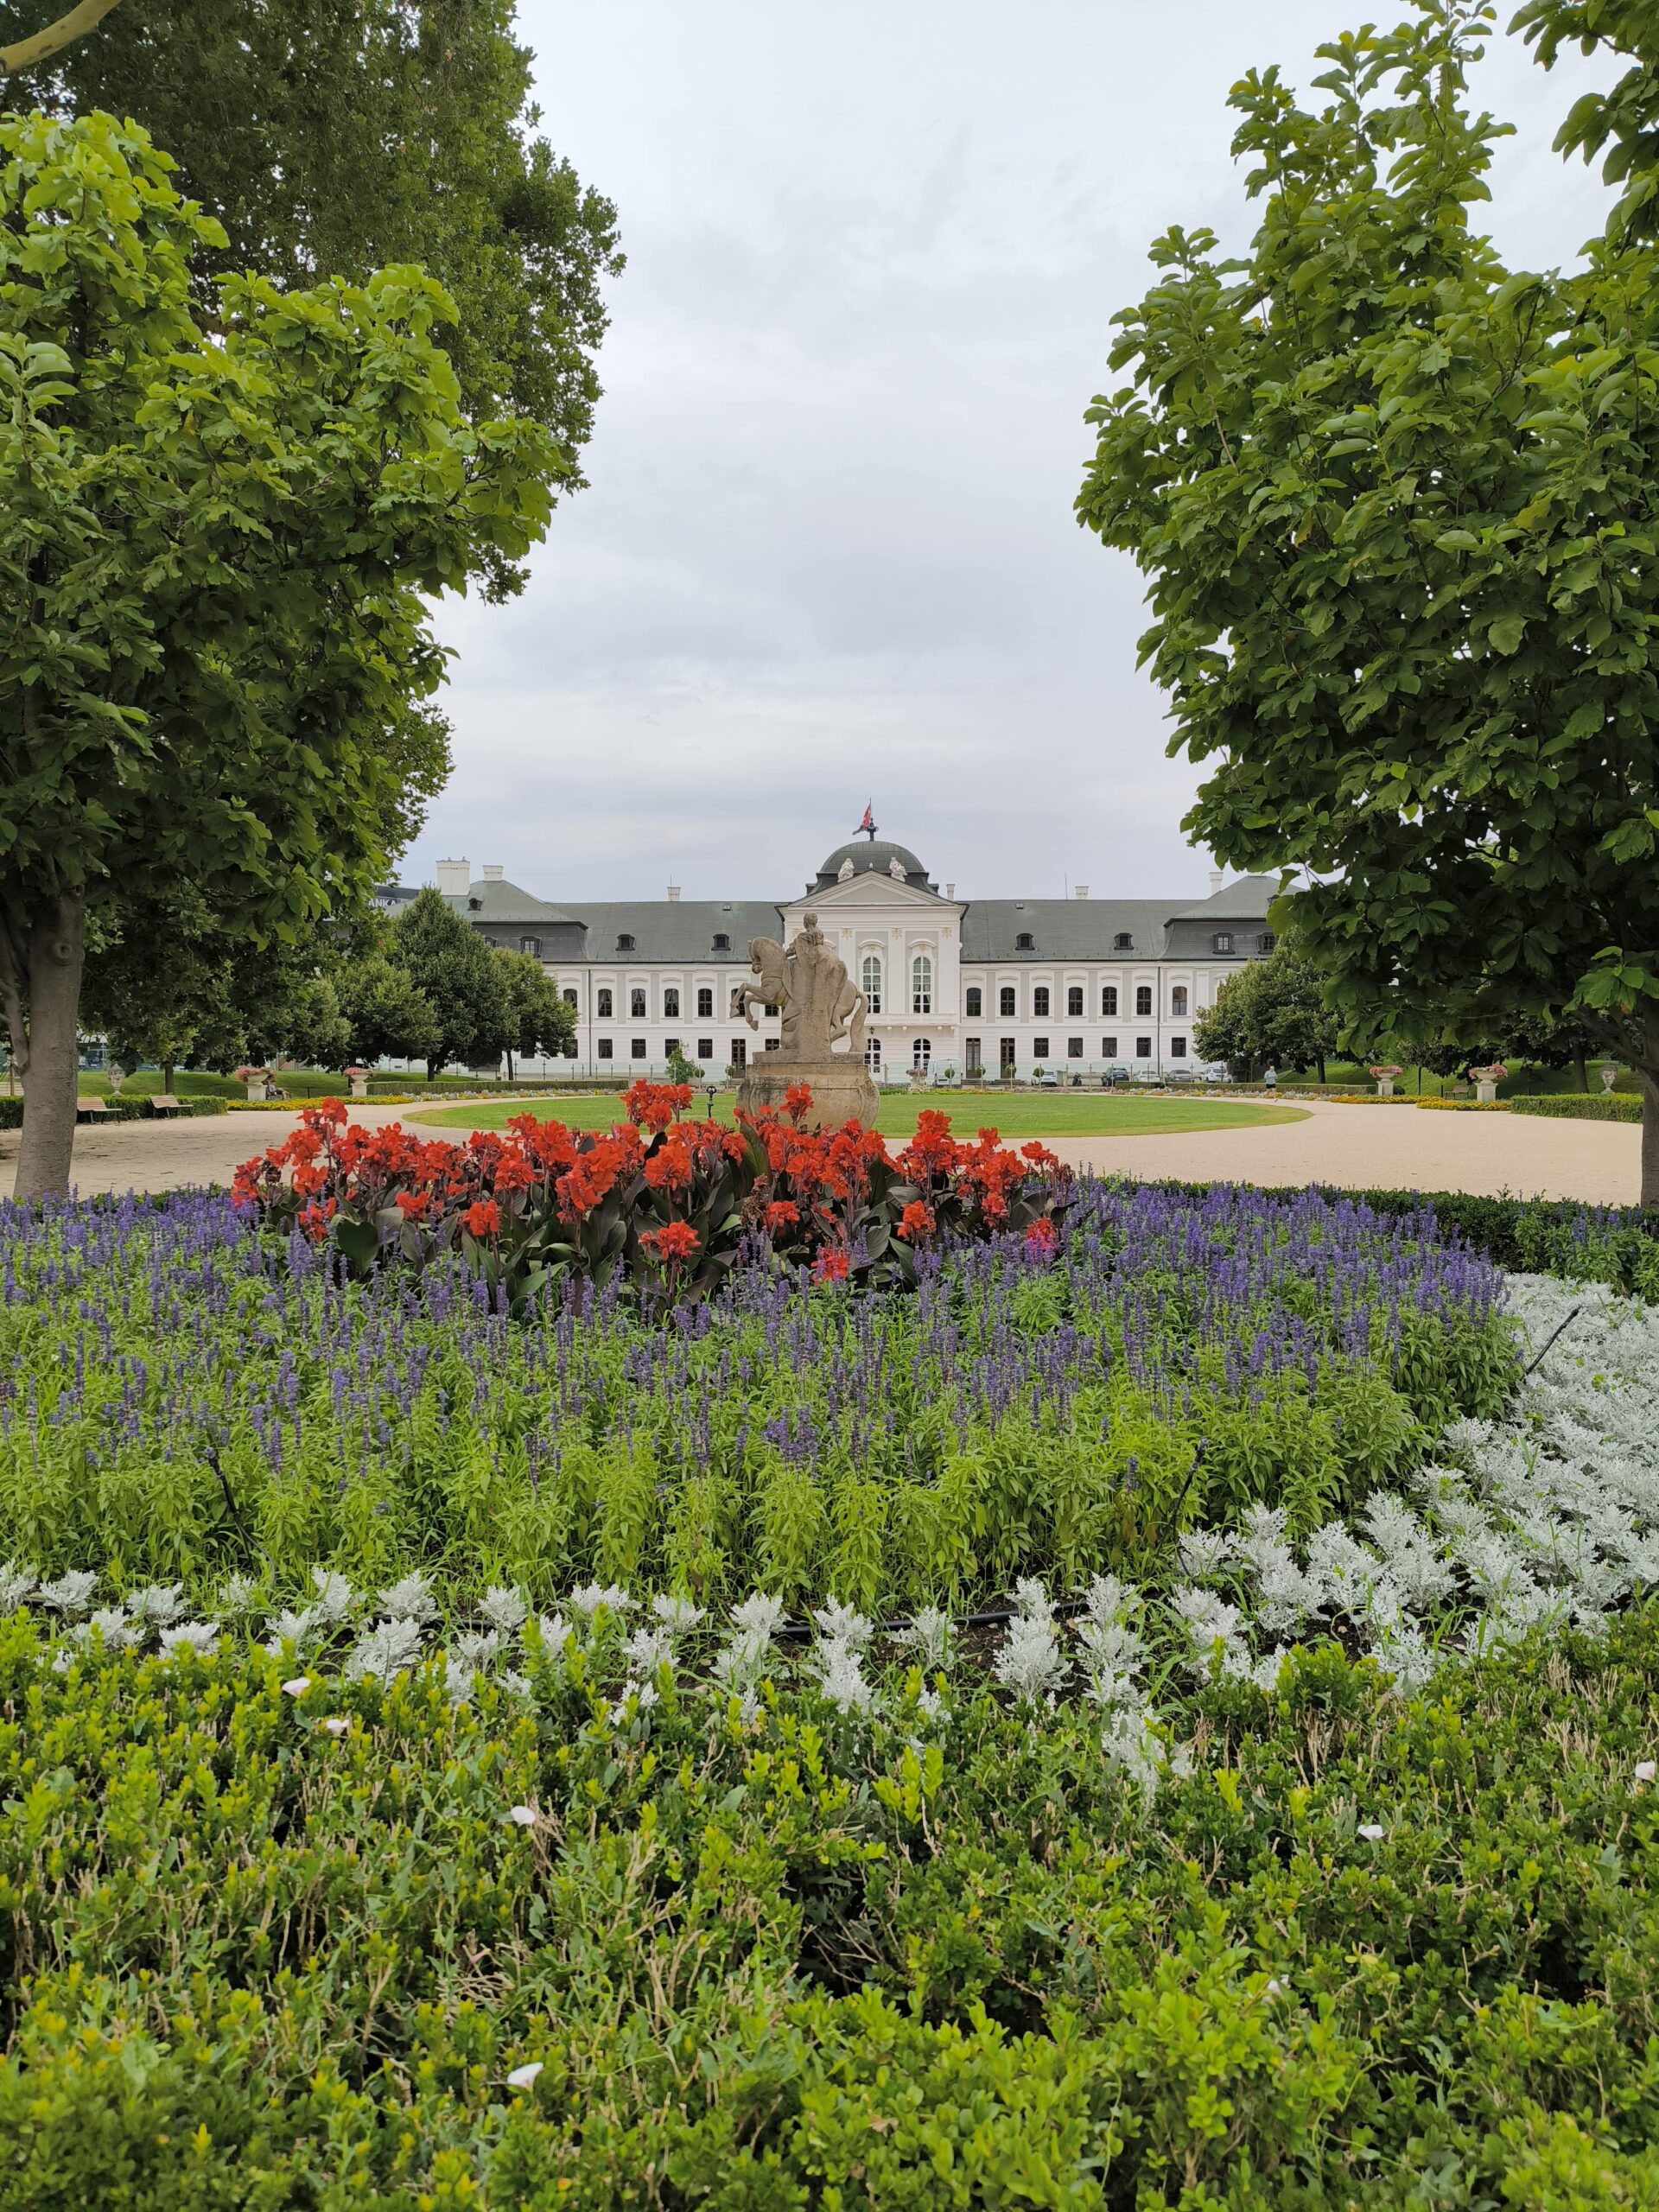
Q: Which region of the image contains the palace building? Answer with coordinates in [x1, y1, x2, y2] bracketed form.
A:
[378, 825, 1277, 1081]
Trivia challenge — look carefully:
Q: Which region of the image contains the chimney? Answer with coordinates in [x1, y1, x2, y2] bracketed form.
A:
[1208, 868, 1224, 896]
[482, 863, 504, 881]
[945, 883, 955, 900]
[666, 884, 681, 902]
[1074, 884, 1090, 899]
[435, 858, 470, 899]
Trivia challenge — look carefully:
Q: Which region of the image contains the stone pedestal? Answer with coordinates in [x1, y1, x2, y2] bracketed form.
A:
[347, 1074, 370, 1099]
[737, 1056, 880, 1130]
[1376, 1077, 1395, 1098]
[1476, 1079, 1497, 1103]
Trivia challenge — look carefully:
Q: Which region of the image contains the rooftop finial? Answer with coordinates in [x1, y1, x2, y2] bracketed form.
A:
[858, 800, 876, 842]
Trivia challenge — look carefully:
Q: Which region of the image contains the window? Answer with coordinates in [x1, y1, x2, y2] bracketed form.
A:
[1033, 986, 1050, 1018]
[597, 1038, 613, 1059]
[712, 932, 730, 951]
[631, 988, 647, 1019]
[1136, 1036, 1152, 1058]
[1170, 986, 1188, 1015]
[965, 986, 982, 1016]
[1067, 1037, 1083, 1058]
[596, 988, 613, 1017]
[1015, 931, 1034, 950]
[520, 937, 541, 957]
[1067, 986, 1084, 1016]
[697, 1038, 713, 1060]
[965, 1037, 982, 1075]
[1114, 932, 1134, 951]
[1212, 931, 1234, 954]
[1033, 1036, 1050, 1059]
[729, 988, 744, 1017]
[866, 1037, 882, 1069]
[631, 1039, 646, 1060]
[999, 986, 1016, 1017]
[664, 1037, 680, 1058]
[664, 988, 680, 1019]
[1000, 1038, 1016, 1075]
[696, 987, 713, 1018]
[1135, 985, 1153, 1016]
[562, 988, 577, 1007]
[764, 1037, 780, 1052]
[617, 933, 635, 951]
[912, 1037, 931, 1070]
[764, 1001, 779, 1018]
[861, 953, 882, 1012]
[1258, 931, 1276, 954]
[912, 953, 932, 1014]
[1170, 1036, 1187, 1058]
[1102, 985, 1118, 1017]
[730, 1038, 747, 1068]
[1102, 1035, 1118, 1058]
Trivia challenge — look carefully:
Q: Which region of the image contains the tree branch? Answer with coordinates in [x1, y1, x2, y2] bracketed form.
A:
[1, 0, 127, 77]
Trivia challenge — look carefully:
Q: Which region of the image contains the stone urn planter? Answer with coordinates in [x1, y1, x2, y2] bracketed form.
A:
[907, 1063, 930, 1093]
[1369, 1064, 1402, 1098]
[1471, 1062, 1507, 1103]
[1600, 1060, 1620, 1095]
[236, 1065, 271, 1102]
[345, 1065, 372, 1100]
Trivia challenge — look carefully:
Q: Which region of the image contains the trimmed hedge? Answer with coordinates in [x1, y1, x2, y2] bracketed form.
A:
[0, 1095, 227, 1130]
[1415, 1096, 1510, 1111]
[1510, 1091, 1643, 1123]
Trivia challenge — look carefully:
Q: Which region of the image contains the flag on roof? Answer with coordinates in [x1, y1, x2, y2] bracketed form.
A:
[858, 801, 875, 836]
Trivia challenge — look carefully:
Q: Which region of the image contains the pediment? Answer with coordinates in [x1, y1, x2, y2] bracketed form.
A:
[785, 874, 952, 914]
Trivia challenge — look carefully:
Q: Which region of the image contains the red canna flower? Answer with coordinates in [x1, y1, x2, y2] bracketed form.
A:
[461, 1199, 503, 1238]
[764, 1200, 799, 1232]
[812, 1246, 850, 1283]
[783, 1083, 814, 1124]
[640, 1221, 700, 1261]
[898, 1200, 935, 1242]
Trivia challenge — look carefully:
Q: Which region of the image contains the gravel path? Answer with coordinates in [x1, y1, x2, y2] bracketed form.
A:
[0, 1095, 1641, 1205]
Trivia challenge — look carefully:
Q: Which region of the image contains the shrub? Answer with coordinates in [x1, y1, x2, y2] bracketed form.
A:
[1509, 1092, 1643, 1123]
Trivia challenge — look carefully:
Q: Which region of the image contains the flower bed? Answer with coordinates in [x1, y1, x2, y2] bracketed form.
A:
[0, 1173, 1655, 2199]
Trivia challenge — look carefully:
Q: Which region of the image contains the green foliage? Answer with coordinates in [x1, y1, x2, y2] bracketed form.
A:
[493, 944, 575, 1071]
[3, 0, 623, 464]
[390, 889, 513, 1077]
[0, 109, 561, 1191]
[1, 1602, 1659, 2200]
[1078, 0, 1659, 1188]
[336, 949, 442, 1068]
[1192, 943, 1339, 1078]
[1510, 1091, 1643, 1122]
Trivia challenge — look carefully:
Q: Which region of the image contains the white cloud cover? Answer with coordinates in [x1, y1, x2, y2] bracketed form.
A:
[414, 0, 1620, 905]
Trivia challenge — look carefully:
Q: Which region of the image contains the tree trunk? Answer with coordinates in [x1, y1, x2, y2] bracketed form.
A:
[1573, 1051, 1587, 1094]
[13, 893, 87, 1200]
[1641, 1007, 1659, 1217]
[1316, 1053, 1327, 1084]
[162, 1060, 176, 1097]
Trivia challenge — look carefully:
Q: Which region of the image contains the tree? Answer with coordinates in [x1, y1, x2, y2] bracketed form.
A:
[391, 889, 512, 1078]
[1, 1, 127, 77]
[3, 0, 622, 473]
[1, 111, 559, 1195]
[336, 953, 442, 1071]
[1193, 945, 1341, 1079]
[493, 947, 575, 1077]
[1079, 0, 1659, 1205]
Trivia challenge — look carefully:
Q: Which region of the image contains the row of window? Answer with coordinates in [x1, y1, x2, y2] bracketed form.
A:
[524, 928, 1270, 972]
[963, 984, 1186, 1019]
[574, 980, 1204, 1022]
[956, 1037, 1184, 1070]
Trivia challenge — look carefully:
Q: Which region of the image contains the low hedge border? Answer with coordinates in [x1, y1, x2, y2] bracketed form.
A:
[1416, 1096, 1510, 1111]
[0, 1096, 227, 1130]
[1509, 1091, 1643, 1122]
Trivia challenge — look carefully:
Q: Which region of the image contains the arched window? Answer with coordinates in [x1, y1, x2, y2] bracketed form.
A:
[912, 954, 932, 1014]
[520, 937, 541, 957]
[965, 986, 982, 1016]
[617, 934, 635, 951]
[712, 932, 730, 951]
[1102, 985, 1118, 1017]
[631, 988, 647, 1018]
[865, 1036, 882, 1070]
[1114, 932, 1134, 951]
[861, 953, 882, 1012]
[1135, 985, 1153, 1017]
[1067, 986, 1084, 1016]
[696, 987, 713, 1017]
[1170, 986, 1188, 1016]
[596, 988, 613, 1018]
[912, 1037, 931, 1070]
[999, 986, 1016, 1017]
[664, 987, 680, 1018]
[562, 988, 577, 1007]
[1015, 931, 1033, 950]
[1033, 986, 1050, 1018]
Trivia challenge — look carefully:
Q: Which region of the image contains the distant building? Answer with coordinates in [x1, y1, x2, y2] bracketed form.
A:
[375, 831, 1277, 1080]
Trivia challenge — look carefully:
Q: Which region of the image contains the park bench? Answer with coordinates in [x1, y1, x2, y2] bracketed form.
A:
[75, 1097, 111, 1122]
[148, 1094, 183, 1118]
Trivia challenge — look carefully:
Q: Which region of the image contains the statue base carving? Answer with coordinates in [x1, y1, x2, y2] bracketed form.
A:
[737, 1056, 880, 1131]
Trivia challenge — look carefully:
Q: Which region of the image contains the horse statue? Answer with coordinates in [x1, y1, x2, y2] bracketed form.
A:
[736, 917, 866, 1059]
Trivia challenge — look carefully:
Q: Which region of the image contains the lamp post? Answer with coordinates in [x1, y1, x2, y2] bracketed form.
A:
[705, 1082, 718, 1122]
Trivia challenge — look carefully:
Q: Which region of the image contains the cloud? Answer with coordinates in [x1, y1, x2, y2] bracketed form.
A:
[415, 0, 1620, 906]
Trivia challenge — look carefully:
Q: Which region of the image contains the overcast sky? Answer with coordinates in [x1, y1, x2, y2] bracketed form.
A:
[410, 0, 1619, 908]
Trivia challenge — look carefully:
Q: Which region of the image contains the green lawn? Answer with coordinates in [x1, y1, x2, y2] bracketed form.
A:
[408, 1090, 1307, 1138]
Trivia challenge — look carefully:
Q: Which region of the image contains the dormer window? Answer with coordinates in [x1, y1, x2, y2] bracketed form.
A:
[1015, 931, 1033, 950]
[519, 937, 541, 957]
[1113, 931, 1133, 951]
[617, 933, 635, 951]
[712, 932, 730, 951]
[1258, 931, 1276, 953]
[1212, 931, 1234, 954]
